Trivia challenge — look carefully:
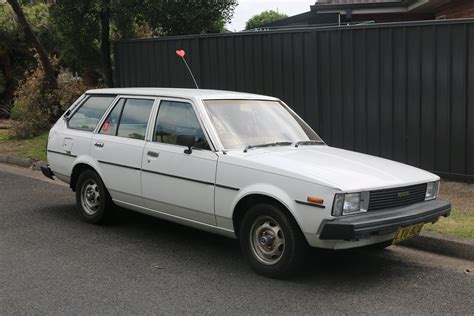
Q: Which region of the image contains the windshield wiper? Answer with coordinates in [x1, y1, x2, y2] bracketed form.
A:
[294, 140, 325, 147]
[243, 141, 293, 152]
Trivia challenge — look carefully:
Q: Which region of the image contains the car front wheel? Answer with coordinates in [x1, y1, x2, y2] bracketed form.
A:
[239, 203, 307, 278]
[76, 170, 113, 224]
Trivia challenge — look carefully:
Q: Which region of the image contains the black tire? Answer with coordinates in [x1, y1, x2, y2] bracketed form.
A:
[239, 202, 308, 278]
[75, 169, 114, 224]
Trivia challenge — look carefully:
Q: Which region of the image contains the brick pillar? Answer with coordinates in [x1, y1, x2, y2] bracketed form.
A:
[436, 0, 474, 19]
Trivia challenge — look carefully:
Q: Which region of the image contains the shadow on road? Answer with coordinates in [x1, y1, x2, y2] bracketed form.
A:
[39, 202, 421, 285]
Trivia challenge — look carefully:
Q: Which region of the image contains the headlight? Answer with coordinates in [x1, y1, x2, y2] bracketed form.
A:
[332, 193, 363, 216]
[425, 181, 439, 201]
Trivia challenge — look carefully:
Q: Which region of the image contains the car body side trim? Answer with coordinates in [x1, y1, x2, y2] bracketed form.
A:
[215, 184, 240, 191]
[98, 160, 141, 171]
[141, 168, 239, 190]
[47, 149, 77, 158]
[141, 168, 215, 186]
[295, 200, 326, 209]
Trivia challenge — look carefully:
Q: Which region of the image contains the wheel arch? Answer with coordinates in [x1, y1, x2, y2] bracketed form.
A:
[232, 191, 303, 239]
[70, 160, 103, 192]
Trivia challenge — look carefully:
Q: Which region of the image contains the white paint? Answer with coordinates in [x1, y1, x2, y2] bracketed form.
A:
[47, 88, 440, 250]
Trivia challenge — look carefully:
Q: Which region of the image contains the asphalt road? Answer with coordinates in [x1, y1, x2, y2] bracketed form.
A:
[0, 163, 473, 315]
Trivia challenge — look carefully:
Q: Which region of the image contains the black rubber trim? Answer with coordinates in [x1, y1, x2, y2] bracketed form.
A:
[295, 200, 325, 209]
[98, 160, 141, 171]
[319, 199, 451, 240]
[88, 160, 239, 190]
[47, 150, 77, 158]
[40, 165, 55, 180]
[142, 168, 214, 186]
[215, 184, 240, 191]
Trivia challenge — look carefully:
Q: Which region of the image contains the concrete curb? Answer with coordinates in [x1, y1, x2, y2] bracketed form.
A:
[402, 231, 474, 261]
[0, 155, 34, 168]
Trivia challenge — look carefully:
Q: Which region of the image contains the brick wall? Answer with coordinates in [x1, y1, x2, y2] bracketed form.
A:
[436, 0, 474, 19]
[351, 13, 434, 23]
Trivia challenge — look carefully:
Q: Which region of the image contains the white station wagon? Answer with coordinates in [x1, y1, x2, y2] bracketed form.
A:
[43, 88, 451, 277]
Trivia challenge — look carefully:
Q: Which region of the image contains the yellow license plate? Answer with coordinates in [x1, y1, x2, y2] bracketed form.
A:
[393, 223, 424, 244]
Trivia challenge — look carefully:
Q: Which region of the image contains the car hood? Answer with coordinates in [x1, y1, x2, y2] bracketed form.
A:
[227, 146, 439, 191]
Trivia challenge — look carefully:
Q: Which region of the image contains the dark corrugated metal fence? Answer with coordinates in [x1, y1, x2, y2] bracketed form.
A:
[114, 19, 474, 180]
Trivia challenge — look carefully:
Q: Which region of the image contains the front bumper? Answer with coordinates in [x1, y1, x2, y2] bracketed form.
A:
[319, 199, 451, 240]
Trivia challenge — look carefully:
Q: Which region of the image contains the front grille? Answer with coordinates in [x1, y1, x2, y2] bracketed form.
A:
[368, 183, 427, 211]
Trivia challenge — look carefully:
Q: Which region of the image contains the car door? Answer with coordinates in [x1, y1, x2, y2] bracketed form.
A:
[48, 94, 116, 181]
[91, 96, 156, 206]
[141, 98, 218, 225]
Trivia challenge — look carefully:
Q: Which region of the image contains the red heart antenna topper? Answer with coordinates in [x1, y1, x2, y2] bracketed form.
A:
[176, 50, 199, 89]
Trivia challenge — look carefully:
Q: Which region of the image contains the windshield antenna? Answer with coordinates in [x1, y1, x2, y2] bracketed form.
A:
[176, 50, 199, 89]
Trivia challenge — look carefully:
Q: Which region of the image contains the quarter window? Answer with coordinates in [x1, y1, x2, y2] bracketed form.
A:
[100, 98, 154, 140]
[99, 99, 124, 136]
[154, 101, 210, 150]
[68, 95, 115, 131]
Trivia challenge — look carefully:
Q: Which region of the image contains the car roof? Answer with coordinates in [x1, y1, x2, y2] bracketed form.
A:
[85, 88, 279, 101]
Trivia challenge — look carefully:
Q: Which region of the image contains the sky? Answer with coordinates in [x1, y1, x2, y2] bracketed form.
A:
[226, 0, 315, 32]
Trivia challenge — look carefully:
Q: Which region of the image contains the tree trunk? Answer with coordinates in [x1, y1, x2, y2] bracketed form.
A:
[100, 0, 114, 87]
[0, 54, 16, 118]
[6, 0, 56, 88]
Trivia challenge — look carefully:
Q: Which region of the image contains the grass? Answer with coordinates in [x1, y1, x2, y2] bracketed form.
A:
[424, 210, 474, 239]
[0, 129, 48, 161]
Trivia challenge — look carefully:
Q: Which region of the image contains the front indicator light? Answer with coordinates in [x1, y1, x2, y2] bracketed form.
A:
[307, 196, 324, 204]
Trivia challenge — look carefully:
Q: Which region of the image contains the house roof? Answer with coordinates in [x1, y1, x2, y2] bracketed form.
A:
[317, 0, 403, 4]
[312, 0, 452, 14]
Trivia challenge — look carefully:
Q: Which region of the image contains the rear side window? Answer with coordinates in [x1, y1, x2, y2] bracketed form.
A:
[100, 98, 154, 140]
[68, 96, 115, 131]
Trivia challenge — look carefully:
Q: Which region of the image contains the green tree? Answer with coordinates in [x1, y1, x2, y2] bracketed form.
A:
[142, 0, 237, 36]
[245, 10, 288, 30]
[6, 0, 56, 87]
[51, 0, 236, 86]
[0, 2, 59, 117]
[51, 0, 142, 87]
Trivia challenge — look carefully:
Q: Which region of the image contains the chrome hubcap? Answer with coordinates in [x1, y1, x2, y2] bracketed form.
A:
[250, 216, 285, 265]
[81, 179, 101, 215]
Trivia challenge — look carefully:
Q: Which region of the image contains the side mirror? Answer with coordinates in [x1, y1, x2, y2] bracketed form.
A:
[177, 134, 196, 154]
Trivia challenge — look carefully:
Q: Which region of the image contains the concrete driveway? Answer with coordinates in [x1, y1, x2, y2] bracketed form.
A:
[0, 164, 472, 315]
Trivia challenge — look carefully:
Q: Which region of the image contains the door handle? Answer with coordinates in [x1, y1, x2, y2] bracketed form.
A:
[147, 151, 159, 158]
[94, 142, 104, 148]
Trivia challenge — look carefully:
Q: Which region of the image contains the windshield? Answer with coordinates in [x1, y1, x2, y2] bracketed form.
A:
[203, 99, 323, 150]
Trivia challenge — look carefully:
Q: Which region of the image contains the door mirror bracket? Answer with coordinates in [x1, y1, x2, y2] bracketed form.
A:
[177, 134, 196, 154]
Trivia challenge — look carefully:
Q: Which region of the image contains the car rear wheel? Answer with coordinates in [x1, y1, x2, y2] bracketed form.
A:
[76, 170, 113, 224]
[239, 202, 307, 278]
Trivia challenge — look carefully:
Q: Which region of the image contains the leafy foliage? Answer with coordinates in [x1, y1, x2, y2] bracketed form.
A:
[0, 2, 60, 117]
[142, 0, 237, 35]
[245, 10, 288, 30]
[10, 56, 87, 139]
[50, 1, 107, 75]
[3, 0, 237, 129]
